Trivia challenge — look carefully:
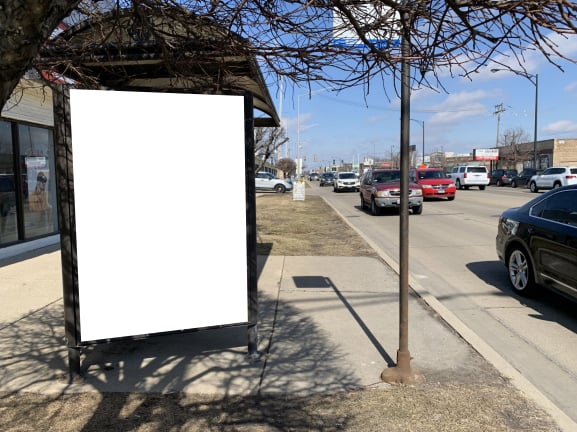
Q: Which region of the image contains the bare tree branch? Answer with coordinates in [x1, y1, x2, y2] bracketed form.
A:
[1, 1, 576, 110]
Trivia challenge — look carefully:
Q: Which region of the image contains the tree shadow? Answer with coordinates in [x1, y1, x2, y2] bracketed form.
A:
[0, 283, 363, 430]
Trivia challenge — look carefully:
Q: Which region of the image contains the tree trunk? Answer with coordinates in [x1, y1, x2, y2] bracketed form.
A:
[0, 0, 80, 110]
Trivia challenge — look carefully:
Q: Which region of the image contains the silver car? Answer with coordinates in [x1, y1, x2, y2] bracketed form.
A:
[255, 172, 293, 193]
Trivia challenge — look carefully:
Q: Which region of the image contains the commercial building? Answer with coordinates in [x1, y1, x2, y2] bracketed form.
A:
[1, 78, 59, 255]
[429, 138, 577, 172]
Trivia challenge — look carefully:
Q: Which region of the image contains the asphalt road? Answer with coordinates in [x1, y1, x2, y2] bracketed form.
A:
[310, 181, 577, 424]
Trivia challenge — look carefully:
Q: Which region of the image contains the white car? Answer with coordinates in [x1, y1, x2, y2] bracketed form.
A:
[450, 165, 490, 190]
[528, 166, 577, 192]
[333, 171, 360, 192]
[255, 171, 293, 193]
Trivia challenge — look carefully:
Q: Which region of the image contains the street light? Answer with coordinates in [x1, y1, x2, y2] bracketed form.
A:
[297, 86, 334, 175]
[491, 69, 539, 169]
[529, 73, 539, 169]
[410, 118, 425, 166]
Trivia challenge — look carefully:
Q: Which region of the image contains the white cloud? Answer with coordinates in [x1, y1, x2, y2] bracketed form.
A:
[542, 120, 577, 135]
[564, 81, 577, 92]
[545, 32, 577, 58]
[429, 90, 491, 125]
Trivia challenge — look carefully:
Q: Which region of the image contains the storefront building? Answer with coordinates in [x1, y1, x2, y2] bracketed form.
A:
[0, 79, 59, 252]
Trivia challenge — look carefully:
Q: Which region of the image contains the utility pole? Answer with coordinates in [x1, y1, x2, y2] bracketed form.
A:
[494, 103, 506, 147]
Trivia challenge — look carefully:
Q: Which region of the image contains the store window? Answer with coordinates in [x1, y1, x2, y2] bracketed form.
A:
[19, 124, 58, 239]
[0, 121, 18, 245]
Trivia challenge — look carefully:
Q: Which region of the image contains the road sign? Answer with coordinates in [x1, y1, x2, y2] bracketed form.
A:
[333, 3, 401, 48]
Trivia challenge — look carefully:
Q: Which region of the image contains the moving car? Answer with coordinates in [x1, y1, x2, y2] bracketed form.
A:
[255, 171, 293, 193]
[333, 171, 360, 192]
[409, 168, 456, 201]
[490, 169, 518, 186]
[319, 172, 335, 187]
[496, 184, 577, 301]
[528, 166, 577, 193]
[450, 165, 490, 190]
[511, 168, 541, 188]
[359, 169, 423, 215]
[308, 172, 320, 181]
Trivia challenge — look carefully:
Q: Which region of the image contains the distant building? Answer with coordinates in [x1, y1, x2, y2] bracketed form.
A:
[428, 138, 577, 172]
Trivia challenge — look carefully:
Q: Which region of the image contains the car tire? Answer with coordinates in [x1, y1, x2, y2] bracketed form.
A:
[511, 180, 517, 188]
[455, 179, 462, 190]
[479, 186, 485, 190]
[274, 184, 286, 193]
[371, 198, 381, 216]
[530, 182, 538, 193]
[447, 196, 455, 201]
[553, 182, 562, 189]
[412, 204, 422, 215]
[496, 180, 502, 187]
[507, 246, 536, 296]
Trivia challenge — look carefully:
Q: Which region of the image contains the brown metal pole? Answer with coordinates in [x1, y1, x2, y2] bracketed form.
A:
[381, 11, 424, 385]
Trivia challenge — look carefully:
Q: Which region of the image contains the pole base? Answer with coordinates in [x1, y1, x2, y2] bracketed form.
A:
[381, 350, 425, 385]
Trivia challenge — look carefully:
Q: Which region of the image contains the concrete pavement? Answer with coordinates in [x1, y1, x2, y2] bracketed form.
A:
[0, 244, 575, 430]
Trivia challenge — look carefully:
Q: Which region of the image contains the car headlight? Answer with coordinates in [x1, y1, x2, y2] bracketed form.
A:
[421, 184, 433, 189]
[501, 218, 519, 235]
[376, 190, 391, 198]
[412, 189, 423, 197]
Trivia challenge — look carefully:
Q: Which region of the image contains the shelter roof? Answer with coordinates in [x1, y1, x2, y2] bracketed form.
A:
[40, 8, 279, 127]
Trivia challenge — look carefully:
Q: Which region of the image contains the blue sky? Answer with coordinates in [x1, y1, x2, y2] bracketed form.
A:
[268, 32, 577, 171]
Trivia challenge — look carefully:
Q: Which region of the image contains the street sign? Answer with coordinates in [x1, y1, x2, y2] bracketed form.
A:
[333, 3, 401, 48]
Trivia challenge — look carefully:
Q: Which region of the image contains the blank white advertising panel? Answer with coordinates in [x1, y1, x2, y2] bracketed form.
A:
[69, 90, 248, 342]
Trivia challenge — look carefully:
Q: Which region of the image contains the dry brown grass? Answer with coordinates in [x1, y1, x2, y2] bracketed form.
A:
[256, 192, 378, 257]
[0, 190, 562, 431]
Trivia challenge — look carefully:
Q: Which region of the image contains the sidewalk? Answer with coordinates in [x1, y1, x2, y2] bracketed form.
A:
[0, 248, 484, 392]
[0, 246, 571, 430]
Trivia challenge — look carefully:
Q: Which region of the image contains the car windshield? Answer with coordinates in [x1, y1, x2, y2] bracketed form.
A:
[339, 173, 356, 179]
[418, 171, 444, 179]
[374, 171, 401, 183]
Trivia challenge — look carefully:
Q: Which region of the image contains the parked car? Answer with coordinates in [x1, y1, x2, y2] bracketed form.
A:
[255, 171, 293, 193]
[511, 168, 541, 188]
[359, 169, 423, 215]
[528, 166, 577, 193]
[319, 172, 335, 187]
[496, 184, 577, 301]
[449, 165, 490, 190]
[490, 168, 518, 186]
[409, 168, 456, 201]
[308, 172, 320, 181]
[333, 171, 360, 192]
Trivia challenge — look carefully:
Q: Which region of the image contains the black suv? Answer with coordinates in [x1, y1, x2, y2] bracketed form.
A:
[319, 172, 335, 187]
[511, 168, 541, 188]
[490, 169, 518, 186]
